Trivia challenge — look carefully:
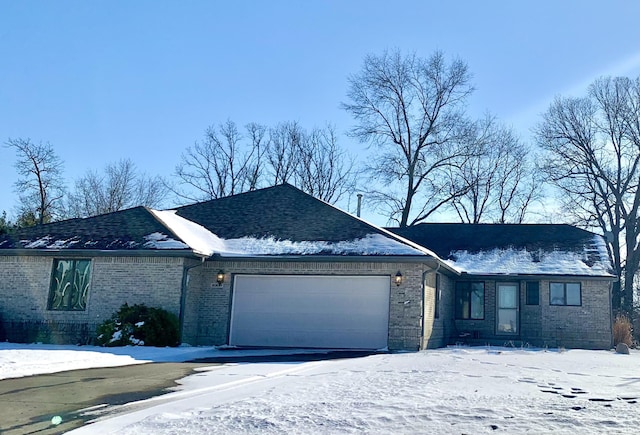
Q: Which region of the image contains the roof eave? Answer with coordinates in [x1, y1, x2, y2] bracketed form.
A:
[0, 248, 202, 258]
[457, 271, 616, 281]
[206, 253, 461, 274]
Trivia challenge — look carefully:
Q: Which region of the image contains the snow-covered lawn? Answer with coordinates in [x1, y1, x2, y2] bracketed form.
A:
[2, 343, 639, 434]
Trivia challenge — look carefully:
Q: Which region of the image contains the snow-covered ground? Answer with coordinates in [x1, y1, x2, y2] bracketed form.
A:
[2, 343, 639, 434]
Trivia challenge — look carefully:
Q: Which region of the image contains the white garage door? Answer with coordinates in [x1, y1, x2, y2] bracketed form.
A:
[229, 275, 390, 349]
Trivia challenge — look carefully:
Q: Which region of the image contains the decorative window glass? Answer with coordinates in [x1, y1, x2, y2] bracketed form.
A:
[526, 282, 540, 305]
[550, 282, 581, 306]
[48, 259, 91, 311]
[455, 282, 484, 320]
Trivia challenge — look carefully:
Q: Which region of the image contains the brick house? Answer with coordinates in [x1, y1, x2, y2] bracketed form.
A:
[0, 184, 614, 350]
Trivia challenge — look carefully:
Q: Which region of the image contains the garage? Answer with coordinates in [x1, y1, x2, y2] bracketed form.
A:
[229, 275, 391, 349]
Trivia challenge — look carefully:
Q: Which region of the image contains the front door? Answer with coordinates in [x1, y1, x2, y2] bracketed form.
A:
[497, 283, 519, 335]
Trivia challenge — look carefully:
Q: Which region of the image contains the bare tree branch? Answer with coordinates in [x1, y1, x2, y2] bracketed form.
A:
[5, 138, 65, 225]
[447, 115, 541, 223]
[342, 49, 474, 227]
[66, 158, 168, 218]
[535, 75, 640, 314]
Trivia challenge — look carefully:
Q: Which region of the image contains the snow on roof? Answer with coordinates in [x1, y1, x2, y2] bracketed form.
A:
[149, 209, 226, 257]
[220, 234, 427, 256]
[149, 209, 428, 257]
[445, 235, 613, 277]
[308, 190, 444, 259]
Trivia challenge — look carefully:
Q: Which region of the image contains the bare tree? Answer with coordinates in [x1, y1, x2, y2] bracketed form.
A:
[266, 121, 303, 185]
[6, 138, 65, 225]
[66, 159, 168, 218]
[342, 49, 475, 227]
[244, 122, 268, 191]
[173, 120, 263, 201]
[295, 125, 358, 203]
[535, 75, 640, 314]
[447, 115, 540, 223]
[174, 120, 358, 205]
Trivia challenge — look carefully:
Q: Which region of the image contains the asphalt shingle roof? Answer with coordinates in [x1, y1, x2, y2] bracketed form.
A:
[0, 185, 427, 256]
[387, 223, 601, 258]
[176, 184, 385, 243]
[0, 207, 186, 251]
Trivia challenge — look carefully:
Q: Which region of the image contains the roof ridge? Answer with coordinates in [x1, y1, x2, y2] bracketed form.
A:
[175, 183, 295, 210]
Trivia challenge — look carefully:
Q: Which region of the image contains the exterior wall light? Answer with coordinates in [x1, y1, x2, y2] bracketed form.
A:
[394, 271, 403, 286]
[216, 270, 225, 285]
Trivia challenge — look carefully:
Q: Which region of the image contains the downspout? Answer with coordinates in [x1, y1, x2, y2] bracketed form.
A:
[609, 279, 614, 349]
[420, 262, 441, 350]
[179, 255, 207, 344]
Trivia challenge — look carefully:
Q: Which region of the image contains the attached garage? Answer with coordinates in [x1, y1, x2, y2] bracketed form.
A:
[229, 274, 391, 349]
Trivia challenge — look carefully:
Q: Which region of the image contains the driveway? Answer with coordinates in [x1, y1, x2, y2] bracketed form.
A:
[0, 350, 375, 435]
[0, 362, 211, 435]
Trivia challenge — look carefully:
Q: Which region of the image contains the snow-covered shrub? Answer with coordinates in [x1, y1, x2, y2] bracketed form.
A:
[96, 303, 180, 347]
[613, 314, 633, 347]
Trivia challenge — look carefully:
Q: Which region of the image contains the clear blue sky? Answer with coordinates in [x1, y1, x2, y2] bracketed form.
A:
[1, 0, 639, 223]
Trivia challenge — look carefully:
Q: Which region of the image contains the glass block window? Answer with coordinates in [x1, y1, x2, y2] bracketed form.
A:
[48, 259, 91, 311]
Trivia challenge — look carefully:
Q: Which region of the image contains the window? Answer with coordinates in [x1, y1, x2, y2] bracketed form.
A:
[526, 282, 540, 305]
[48, 259, 91, 311]
[434, 273, 441, 319]
[455, 282, 484, 319]
[550, 282, 581, 306]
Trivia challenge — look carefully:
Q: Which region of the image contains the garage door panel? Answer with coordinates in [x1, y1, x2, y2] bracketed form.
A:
[229, 275, 390, 349]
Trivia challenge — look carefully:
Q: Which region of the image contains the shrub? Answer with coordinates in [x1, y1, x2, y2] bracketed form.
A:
[613, 314, 633, 347]
[96, 303, 180, 347]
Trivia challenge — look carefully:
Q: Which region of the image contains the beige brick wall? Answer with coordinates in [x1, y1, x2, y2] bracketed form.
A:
[0, 255, 186, 343]
[3, 254, 611, 350]
[537, 279, 612, 349]
[451, 278, 612, 349]
[187, 259, 434, 350]
[422, 272, 456, 349]
[90, 256, 185, 321]
[0, 256, 52, 321]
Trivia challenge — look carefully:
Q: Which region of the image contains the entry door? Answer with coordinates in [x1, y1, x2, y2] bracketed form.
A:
[497, 284, 519, 334]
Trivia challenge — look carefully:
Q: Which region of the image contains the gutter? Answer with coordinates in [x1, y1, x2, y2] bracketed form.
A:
[205, 254, 460, 275]
[456, 272, 616, 281]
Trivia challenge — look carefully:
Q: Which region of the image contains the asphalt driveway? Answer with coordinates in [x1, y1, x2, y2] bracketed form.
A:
[0, 362, 211, 435]
[0, 350, 376, 434]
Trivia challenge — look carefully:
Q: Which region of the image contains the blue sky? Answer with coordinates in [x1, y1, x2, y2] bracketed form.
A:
[1, 0, 639, 223]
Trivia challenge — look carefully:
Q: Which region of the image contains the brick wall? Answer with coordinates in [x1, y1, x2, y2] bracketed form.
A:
[537, 279, 612, 349]
[0, 254, 612, 350]
[422, 272, 456, 349]
[450, 277, 612, 349]
[0, 255, 186, 344]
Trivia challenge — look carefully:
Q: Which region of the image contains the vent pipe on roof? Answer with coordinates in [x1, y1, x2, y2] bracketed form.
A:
[356, 194, 363, 218]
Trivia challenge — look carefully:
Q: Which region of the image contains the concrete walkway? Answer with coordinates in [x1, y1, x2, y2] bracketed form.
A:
[0, 362, 210, 435]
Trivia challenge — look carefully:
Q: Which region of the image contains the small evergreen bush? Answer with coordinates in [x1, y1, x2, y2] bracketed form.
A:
[96, 303, 180, 347]
[613, 314, 633, 347]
